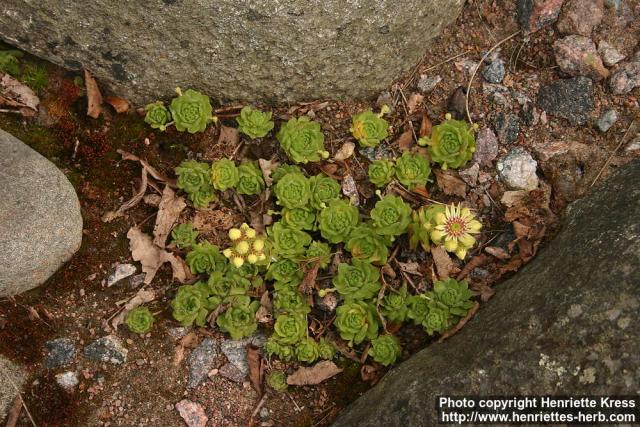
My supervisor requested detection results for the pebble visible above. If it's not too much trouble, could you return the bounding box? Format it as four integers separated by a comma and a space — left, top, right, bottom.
128, 273, 146, 289
218, 362, 246, 383
45, 338, 76, 369
536, 77, 595, 126
167, 327, 191, 340
625, 137, 640, 153
187, 338, 218, 389
609, 53, 640, 95
448, 86, 468, 120
458, 163, 480, 186
260, 407, 270, 419
315, 291, 339, 313
493, 112, 520, 145
175, 400, 208, 427
604, 0, 620, 10
359, 145, 395, 163
55, 371, 79, 391
107, 264, 137, 287
482, 58, 506, 84
220, 333, 266, 376
598, 41, 625, 67
557, 0, 604, 36
84, 335, 128, 364
516, 0, 564, 33
472, 128, 499, 166
595, 109, 618, 133
375, 91, 394, 111
496, 148, 539, 191
416, 74, 442, 93
553, 35, 609, 81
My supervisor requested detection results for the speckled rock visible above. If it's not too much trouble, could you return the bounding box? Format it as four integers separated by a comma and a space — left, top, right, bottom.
45, 337, 76, 369
219, 332, 266, 376
553, 35, 609, 81
482, 57, 506, 84
187, 338, 218, 389
536, 77, 594, 125
497, 147, 539, 191
472, 127, 499, 166
595, 109, 618, 133
609, 52, 640, 95
334, 160, 640, 426
598, 41, 625, 67
84, 335, 128, 364
0, 0, 463, 104
517, 0, 565, 33
0, 129, 82, 297
0, 356, 26, 421
557, 0, 604, 36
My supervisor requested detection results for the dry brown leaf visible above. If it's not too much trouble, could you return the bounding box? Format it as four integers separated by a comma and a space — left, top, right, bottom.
341, 174, 359, 206
153, 186, 186, 247
396, 129, 414, 151
247, 345, 263, 395
258, 158, 279, 187
193, 208, 242, 232
286, 361, 343, 386
111, 288, 156, 329
360, 364, 382, 385
143, 193, 162, 207
457, 254, 490, 280
127, 227, 191, 284
102, 168, 149, 222
398, 261, 422, 276
334, 141, 355, 161
0, 73, 39, 114
117, 149, 176, 186
431, 246, 457, 280
500, 190, 528, 207
419, 112, 432, 137
381, 263, 397, 279
434, 169, 467, 197
484, 246, 510, 260
85, 69, 103, 119
406, 92, 424, 114
173, 332, 199, 366
255, 291, 272, 323
218, 125, 240, 147
438, 301, 480, 342
105, 96, 130, 113
299, 261, 320, 297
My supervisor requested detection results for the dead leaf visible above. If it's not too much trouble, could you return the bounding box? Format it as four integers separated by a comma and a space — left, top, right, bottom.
127, 227, 191, 284
438, 301, 480, 342
434, 169, 467, 197
360, 364, 382, 385
396, 129, 414, 151
341, 174, 359, 206
193, 208, 242, 232
398, 261, 422, 276
286, 361, 343, 386
0, 73, 39, 114
84, 69, 103, 119
111, 288, 156, 329
219, 125, 240, 147
319, 163, 340, 179
484, 246, 510, 260
501, 190, 527, 207
258, 158, 279, 187
117, 149, 176, 186
255, 291, 272, 323
102, 169, 149, 222
431, 246, 458, 280
247, 345, 263, 395
457, 254, 490, 280
334, 141, 355, 161
381, 263, 397, 279
143, 193, 162, 207
105, 96, 130, 113
173, 332, 199, 366
406, 93, 424, 114
153, 186, 186, 247
419, 112, 432, 137
299, 261, 320, 296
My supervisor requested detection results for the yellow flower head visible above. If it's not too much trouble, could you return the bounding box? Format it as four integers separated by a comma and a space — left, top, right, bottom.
430, 204, 482, 259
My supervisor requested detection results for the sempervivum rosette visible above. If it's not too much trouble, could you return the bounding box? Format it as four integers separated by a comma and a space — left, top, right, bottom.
418, 113, 476, 170
277, 117, 328, 164
170, 88, 213, 133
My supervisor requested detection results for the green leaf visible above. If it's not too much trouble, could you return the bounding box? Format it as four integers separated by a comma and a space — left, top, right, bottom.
236, 161, 265, 195
368, 159, 395, 188
211, 158, 239, 191
171, 222, 199, 249
186, 242, 228, 274
335, 300, 379, 346
418, 117, 476, 170
370, 195, 412, 237
369, 334, 402, 366
333, 259, 381, 300
236, 106, 274, 139
144, 101, 171, 131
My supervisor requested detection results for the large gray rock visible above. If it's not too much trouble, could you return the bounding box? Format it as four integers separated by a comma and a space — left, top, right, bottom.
0, 129, 82, 297
0, 356, 26, 421
334, 160, 640, 426
0, 0, 463, 104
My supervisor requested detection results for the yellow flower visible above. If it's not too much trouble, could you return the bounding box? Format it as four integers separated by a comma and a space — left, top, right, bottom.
430, 204, 482, 259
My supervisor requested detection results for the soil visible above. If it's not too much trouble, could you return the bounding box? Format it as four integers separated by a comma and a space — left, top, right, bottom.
1, 1, 639, 426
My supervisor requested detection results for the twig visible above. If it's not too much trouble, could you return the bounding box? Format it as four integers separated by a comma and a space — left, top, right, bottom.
247, 393, 268, 427
397, 89, 418, 143
465, 30, 521, 124
5, 395, 22, 427
0, 366, 36, 427
590, 120, 637, 187
286, 392, 302, 412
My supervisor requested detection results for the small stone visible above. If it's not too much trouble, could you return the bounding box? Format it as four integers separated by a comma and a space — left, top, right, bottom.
557, 0, 604, 36
625, 137, 640, 153
107, 263, 137, 287
496, 148, 539, 191
482, 58, 506, 84
219, 333, 266, 376
260, 407, 269, 419
84, 335, 128, 364
128, 273, 146, 289
218, 362, 246, 383
598, 41, 625, 67
595, 109, 618, 133
448, 86, 467, 120
416, 74, 442, 93
458, 163, 480, 186
472, 128, 499, 166
45, 338, 76, 369
316, 291, 339, 313
493, 112, 521, 145
167, 327, 191, 340
537, 77, 595, 126
517, 0, 564, 33
604, 0, 620, 10
175, 400, 208, 427
188, 338, 218, 389
55, 371, 79, 391
609, 54, 640, 95
375, 91, 394, 111
553, 35, 608, 81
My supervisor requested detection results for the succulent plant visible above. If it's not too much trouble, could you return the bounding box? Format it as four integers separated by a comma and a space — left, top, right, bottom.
186, 242, 228, 274
369, 334, 402, 366
268, 222, 312, 258
318, 199, 360, 244
380, 284, 409, 324
350, 110, 389, 148
236, 106, 275, 139
370, 195, 412, 237
170, 88, 213, 133
274, 172, 311, 209
222, 223, 267, 268
207, 271, 253, 299
175, 160, 212, 194
273, 289, 311, 315
421, 300, 453, 335
171, 284, 212, 327
211, 158, 239, 191
346, 225, 389, 265
266, 371, 288, 392
309, 174, 341, 210
277, 117, 328, 164
430, 203, 482, 259
406, 294, 431, 325
236, 161, 265, 195
395, 151, 431, 190
408, 204, 445, 251
171, 222, 199, 249
273, 313, 308, 344
216, 295, 260, 340
368, 159, 395, 188
305, 241, 332, 269
271, 164, 302, 183
281, 207, 316, 230
144, 101, 172, 131
332, 259, 381, 300
266, 258, 304, 284
418, 113, 476, 170
433, 278, 475, 316
295, 337, 320, 363
318, 338, 336, 360
125, 306, 155, 334
335, 300, 379, 346
189, 187, 217, 208
264, 337, 295, 361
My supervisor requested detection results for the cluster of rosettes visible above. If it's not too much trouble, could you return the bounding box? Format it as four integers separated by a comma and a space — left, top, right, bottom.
222, 223, 267, 268
418, 113, 477, 170
144, 88, 215, 134
368, 151, 432, 190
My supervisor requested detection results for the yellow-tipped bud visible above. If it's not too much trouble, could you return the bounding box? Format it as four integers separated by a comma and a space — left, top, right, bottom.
257, 253, 266, 261
247, 254, 258, 264
321, 150, 330, 159
318, 289, 328, 297
252, 239, 264, 252
232, 257, 244, 268
222, 248, 233, 258
445, 113, 452, 120
235, 241, 250, 255
229, 228, 241, 240
245, 228, 256, 239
